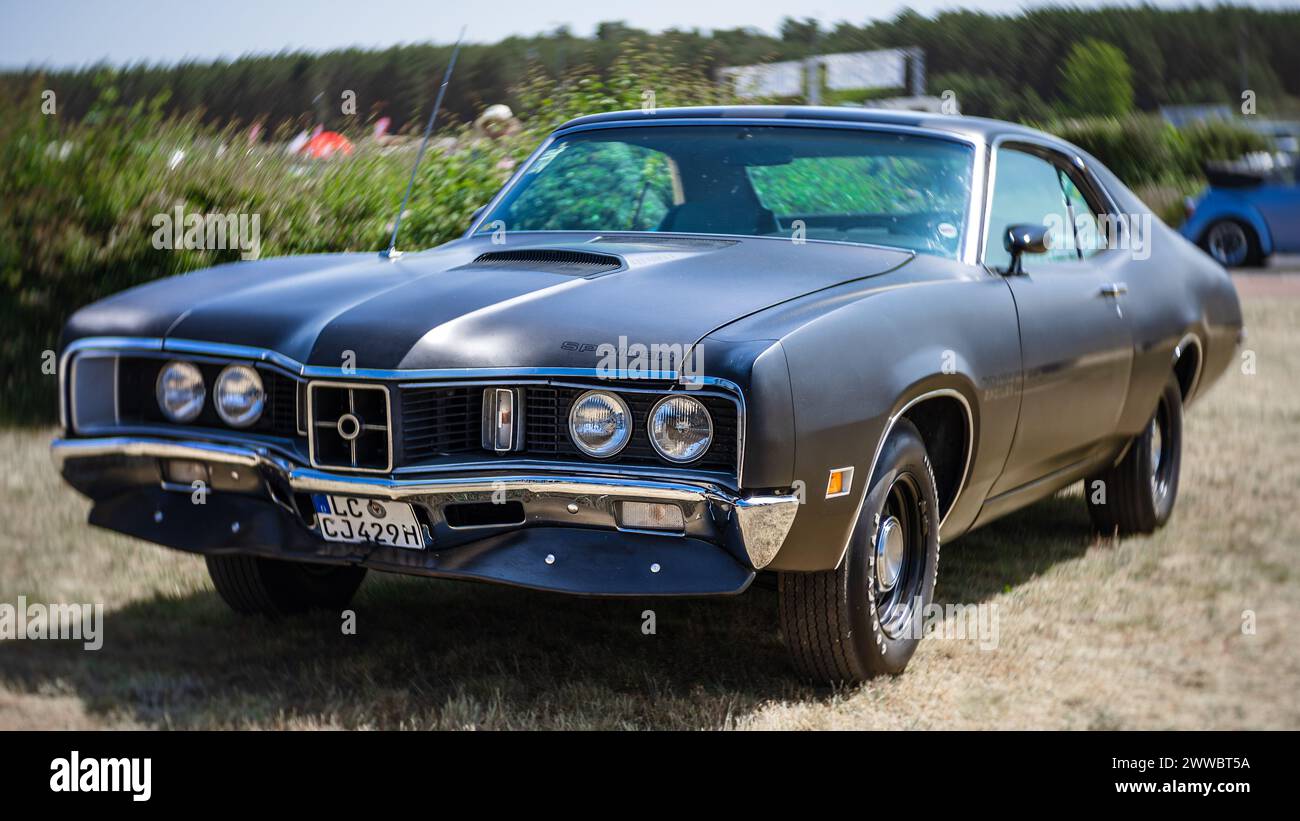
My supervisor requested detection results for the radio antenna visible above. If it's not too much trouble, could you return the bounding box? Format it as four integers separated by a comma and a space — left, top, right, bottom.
382, 27, 466, 259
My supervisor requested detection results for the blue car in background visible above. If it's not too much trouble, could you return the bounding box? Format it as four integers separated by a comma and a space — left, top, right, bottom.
1181, 157, 1300, 267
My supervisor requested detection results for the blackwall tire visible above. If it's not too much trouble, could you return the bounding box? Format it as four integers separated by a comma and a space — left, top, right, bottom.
779, 419, 941, 683
1086, 374, 1183, 536
206, 554, 367, 617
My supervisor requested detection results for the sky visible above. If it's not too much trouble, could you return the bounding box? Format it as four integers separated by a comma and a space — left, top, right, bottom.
1, 0, 1296, 70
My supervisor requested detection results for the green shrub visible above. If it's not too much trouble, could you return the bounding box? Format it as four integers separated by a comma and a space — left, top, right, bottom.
1050, 115, 1179, 186
0, 85, 527, 423
1048, 114, 1268, 188
1172, 119, 1272, 176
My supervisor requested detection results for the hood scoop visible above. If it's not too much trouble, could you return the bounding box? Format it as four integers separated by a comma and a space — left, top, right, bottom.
456, 248, 624, 276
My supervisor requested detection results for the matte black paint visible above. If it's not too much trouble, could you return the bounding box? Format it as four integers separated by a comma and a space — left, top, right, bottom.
56, 106, 1244, 580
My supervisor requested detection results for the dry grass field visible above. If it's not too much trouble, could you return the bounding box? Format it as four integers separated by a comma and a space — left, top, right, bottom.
1, 292, 1297, 730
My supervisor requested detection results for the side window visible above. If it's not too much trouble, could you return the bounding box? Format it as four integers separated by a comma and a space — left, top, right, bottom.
984, 148, 1077, 269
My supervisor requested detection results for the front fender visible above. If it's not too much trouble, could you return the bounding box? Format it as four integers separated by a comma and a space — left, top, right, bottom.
734, 259, 1022, 572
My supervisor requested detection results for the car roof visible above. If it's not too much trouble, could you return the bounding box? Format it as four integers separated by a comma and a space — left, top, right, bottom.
555, 105, 1061, 147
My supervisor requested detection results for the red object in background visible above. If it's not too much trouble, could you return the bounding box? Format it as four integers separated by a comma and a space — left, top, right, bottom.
300, 131, 354, 159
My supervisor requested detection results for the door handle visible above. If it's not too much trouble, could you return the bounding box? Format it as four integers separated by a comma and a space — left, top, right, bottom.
1099, 282, 1128, 297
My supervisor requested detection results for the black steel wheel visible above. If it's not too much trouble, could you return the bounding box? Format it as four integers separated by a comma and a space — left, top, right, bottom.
780, 419, 941, 683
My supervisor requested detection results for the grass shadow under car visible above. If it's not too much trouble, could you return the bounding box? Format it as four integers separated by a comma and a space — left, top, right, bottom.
0, 490, 1096, 729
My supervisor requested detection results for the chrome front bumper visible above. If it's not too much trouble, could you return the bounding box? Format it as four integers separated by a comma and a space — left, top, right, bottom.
51, 436, 799, 576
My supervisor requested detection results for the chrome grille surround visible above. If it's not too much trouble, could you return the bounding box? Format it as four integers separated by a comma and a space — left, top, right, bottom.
59, 338, 749, 485
307, 381, 394, 473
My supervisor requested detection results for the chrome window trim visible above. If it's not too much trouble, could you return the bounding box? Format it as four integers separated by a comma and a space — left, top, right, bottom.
467, 119, 986, 267
978, 133, 1127, 271
61, 336, 748, 485
832, 387, 975, 569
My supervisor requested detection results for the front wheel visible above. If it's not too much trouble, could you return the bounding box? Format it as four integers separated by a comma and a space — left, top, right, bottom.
206, 554, 367, 617
1086, 374, 1183, 535
779, 419, 940, 683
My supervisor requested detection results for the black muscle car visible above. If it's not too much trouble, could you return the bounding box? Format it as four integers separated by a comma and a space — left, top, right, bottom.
53, 107, 1243, 683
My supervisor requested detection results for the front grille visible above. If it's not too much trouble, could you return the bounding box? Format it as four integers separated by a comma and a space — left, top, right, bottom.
116, 356, 300, 439
401, 386, 481, 461
396, 383, 740, 475
308, 382, 393, 472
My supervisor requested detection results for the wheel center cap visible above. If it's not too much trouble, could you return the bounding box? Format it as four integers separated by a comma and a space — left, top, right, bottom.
875, 516, 905, 592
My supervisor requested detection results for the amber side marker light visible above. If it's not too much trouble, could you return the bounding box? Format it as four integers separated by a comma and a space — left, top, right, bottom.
826, 466, 854, 499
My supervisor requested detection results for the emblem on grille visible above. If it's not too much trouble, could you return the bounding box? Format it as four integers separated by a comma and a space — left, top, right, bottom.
307, 382, 393, 472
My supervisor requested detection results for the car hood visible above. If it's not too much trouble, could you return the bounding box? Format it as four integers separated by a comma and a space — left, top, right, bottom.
64, 233, 912, 371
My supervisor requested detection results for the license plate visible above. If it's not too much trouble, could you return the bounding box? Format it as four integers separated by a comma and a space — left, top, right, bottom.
313, 494, 425, 550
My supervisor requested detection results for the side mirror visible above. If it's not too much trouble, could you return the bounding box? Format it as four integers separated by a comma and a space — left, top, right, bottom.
469, 205, 487, 228
1002, 223, 1049, 275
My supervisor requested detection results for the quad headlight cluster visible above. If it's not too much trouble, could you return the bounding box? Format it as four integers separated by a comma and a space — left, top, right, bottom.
567, 389, 713, 463
154, 360, 264, 428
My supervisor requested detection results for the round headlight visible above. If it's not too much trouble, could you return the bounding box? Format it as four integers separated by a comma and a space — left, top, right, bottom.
214, 364, 265, 428
568, 390, 632, 458
649, 395, 713, 463
155, 361, 206, 423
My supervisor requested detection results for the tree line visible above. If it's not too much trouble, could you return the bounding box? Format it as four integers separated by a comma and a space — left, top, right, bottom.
3, 5, 1298, 133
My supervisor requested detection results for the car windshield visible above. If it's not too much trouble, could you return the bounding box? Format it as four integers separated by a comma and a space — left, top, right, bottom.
475, 125, 975, 259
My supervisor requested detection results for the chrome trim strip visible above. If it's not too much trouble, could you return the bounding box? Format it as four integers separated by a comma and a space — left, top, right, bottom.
164, 338, 305, 374
832, 387, 975, 568
51, 436, 796, 569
